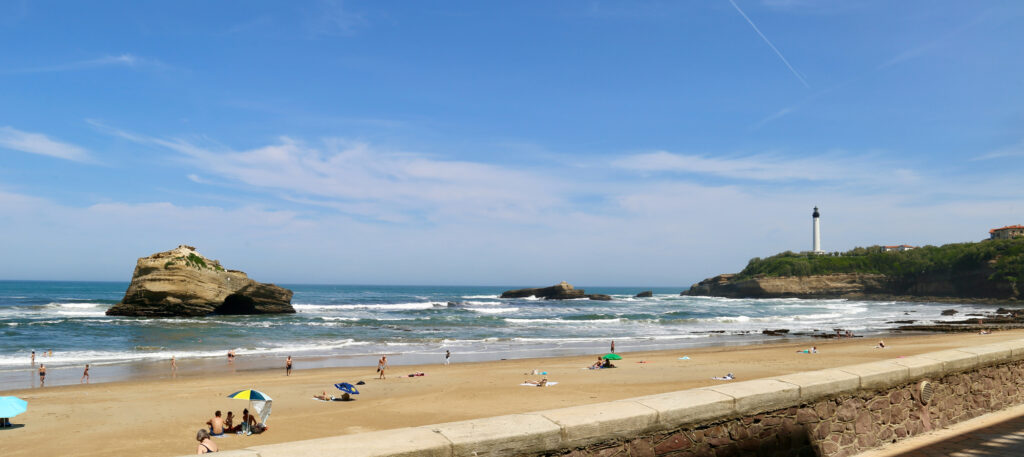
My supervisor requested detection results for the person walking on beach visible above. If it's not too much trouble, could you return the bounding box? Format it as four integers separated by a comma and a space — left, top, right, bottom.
286, 355, 292, 376
444, 350, 450, 367
610, 340, 615, 353
377, 355, 388, 379
227, 350, 235, 364
81, 364, 90, 383
38, 364, 46, 387
171, 356, 177, 376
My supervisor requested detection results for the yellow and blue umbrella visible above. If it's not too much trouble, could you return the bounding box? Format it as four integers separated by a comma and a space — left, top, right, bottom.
227, 389, 271, 401
227, 389, 273, 425
0, 396, 27, 418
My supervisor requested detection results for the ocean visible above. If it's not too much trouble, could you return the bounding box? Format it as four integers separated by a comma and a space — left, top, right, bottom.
0, 281, 993, 387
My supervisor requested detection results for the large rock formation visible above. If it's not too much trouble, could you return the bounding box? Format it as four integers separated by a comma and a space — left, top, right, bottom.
106, 245, 294, 317
500, 281, 610, 301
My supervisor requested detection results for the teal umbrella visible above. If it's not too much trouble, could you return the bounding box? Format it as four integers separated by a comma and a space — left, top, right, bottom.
603, 353, 622, 360
0, 396, 27, 418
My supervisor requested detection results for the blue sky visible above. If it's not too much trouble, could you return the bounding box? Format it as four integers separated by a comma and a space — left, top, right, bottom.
1, 1, 1023, 285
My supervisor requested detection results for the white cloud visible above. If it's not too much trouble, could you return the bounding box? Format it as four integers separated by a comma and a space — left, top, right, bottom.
974, 139, 1024, 160
3, 53, 165, 74
0, 126, 92, 162
118, 133, 567, 223
611, 150, 894, 183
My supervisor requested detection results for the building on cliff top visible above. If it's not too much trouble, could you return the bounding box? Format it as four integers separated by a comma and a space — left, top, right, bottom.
882, 245, 916, 252
990, 225, 1024, 240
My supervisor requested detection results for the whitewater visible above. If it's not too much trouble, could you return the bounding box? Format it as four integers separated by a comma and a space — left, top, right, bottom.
0, 281, 993, 372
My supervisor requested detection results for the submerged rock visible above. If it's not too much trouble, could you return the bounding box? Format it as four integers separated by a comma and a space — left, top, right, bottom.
106, 245, 294, 317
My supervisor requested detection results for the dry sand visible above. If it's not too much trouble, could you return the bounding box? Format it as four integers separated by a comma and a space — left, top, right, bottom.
3, 330, 1023, 457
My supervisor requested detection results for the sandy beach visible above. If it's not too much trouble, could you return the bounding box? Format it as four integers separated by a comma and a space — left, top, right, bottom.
3, 330, 1023, 457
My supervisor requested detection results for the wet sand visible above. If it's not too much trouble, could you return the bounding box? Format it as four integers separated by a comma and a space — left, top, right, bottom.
2, 330, 1022, 457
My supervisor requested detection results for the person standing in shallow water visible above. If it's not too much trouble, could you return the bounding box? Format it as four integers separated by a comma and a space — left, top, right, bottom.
31, 350, 35, 364
171, 356, 177, 377
285, 356, 292, 376
610, 340, 615, 353
444, 350, 450, 367
38, 364, 46, 387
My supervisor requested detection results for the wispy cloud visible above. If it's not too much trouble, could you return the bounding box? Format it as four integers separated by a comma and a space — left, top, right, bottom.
309, 0, 366, 36
973, 139, 1024, 161
728, 0, 810, 88
0, 126, 91, 162
611, 150, 894, 182
94, 126, 566, 222
2, 53, 166, 74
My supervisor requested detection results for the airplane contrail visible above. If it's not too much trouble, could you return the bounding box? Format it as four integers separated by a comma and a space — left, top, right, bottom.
728, 0, 810, 88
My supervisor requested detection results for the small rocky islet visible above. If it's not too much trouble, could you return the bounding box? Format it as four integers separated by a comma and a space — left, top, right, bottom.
105, 245, 294, 317
500, 281, 611, 301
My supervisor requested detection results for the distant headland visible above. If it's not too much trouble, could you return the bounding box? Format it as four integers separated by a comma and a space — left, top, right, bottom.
683, 238, 1024, 304
105, 245, 294, 317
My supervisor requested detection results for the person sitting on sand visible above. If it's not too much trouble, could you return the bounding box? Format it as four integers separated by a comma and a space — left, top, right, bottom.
196, 429, 218, 454
590, 356, 603, 369
313, 391, 332, 401
239, 408, 258, 435
523, 378, 548, 386
224, 411, 235, 433
206, 410, 225, 436
601, 358, 616, 368
875, 340, 886, 349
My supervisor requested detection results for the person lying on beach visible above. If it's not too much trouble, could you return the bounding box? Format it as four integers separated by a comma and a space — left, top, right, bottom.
712, 373, 735, 380
196, 429, 218, 454
523, 378, 548, 386
206, 410, 225, 436
313, 391, 332, 401
797, 347, 818, 354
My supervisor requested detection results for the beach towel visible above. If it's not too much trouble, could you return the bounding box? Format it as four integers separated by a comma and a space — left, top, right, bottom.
520, 382, 559, 387
678, 356, 690, 360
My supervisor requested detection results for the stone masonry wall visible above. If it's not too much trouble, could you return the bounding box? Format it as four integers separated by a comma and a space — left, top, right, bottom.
546, 360, 1024, 457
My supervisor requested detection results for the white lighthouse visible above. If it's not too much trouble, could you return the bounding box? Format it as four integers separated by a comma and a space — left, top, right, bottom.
812, 206, 823, 254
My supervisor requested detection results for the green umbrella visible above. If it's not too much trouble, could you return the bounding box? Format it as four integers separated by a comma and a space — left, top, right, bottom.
603, 353, 622, 360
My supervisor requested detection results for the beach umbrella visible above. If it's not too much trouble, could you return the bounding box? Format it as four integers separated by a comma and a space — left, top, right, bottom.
0, 396, 27, 418
227, 389, 273, 425
603, 353, 622, 360
335, 382, 360, 395
227, 389, 271, 401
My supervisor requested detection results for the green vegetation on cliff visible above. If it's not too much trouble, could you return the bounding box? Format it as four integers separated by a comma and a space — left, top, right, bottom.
736, 239, 1024, 286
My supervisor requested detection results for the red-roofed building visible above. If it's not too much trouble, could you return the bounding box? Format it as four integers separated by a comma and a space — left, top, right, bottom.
882, 245, 916, 252
990, 225, 1024, 240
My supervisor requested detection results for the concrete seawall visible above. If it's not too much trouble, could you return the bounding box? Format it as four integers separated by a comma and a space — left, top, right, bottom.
190, 339, 1024, 457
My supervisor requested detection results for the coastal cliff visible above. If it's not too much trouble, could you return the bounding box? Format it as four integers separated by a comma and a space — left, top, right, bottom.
106, 245, 294, 317
684, 239, 1024, 302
